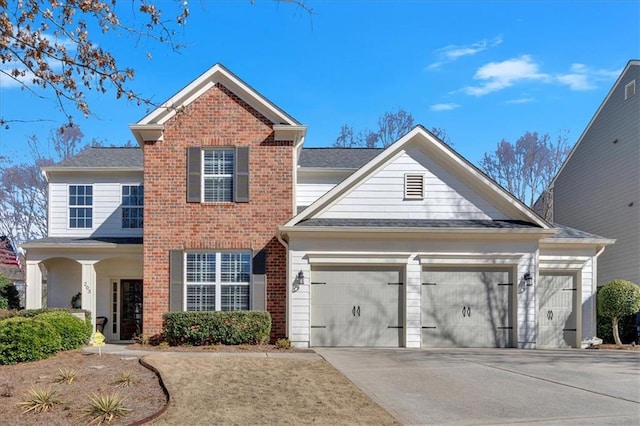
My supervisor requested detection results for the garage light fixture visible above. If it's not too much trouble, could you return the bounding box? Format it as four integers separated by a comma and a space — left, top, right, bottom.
524, 272, 534, 287
297, 271, 305, 285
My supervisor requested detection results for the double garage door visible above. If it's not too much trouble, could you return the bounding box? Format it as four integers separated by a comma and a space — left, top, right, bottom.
310, 265, 514, 348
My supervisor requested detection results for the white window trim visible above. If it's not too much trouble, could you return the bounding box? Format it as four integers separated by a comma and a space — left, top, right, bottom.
121, 183, 144, 229
201, 148, 234, 203
68, 184, 93, 229
183, 251, 251, 311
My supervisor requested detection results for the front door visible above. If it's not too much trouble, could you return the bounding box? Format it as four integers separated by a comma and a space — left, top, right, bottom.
120, 279, 143, 340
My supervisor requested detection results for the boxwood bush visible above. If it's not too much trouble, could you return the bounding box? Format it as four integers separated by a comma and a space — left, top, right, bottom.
35, 311, 92, 350
163, 311, 271, 346
0, 317, 62, 364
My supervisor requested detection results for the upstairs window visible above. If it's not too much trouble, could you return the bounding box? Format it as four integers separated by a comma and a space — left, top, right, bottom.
404, 173, 425, 199
203, 149, 234, 202
187, 146, 249, 203
122, 185, 144, 228
625, 80, 636, 100
69, 185, 93, 228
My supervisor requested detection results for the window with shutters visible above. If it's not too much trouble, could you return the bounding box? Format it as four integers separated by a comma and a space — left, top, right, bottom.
404, 173, 425, 199
69, 185, 93, 228
185, 251, 251, 311
203, 149, 234, 202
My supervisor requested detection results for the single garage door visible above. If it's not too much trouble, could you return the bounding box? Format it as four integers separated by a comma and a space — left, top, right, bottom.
310, 265, 403, 347
421, 267, 513, 347
537, 272, 577, 348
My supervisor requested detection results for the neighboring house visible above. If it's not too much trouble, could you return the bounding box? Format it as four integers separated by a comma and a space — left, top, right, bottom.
537, 60, 639, 288
0, 235, 25, 304
23, 64, 614, 348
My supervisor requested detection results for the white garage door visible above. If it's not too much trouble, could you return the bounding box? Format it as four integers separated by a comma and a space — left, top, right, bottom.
310, 266, 403, 347
538, 272, 577, 348
421, 267, 513, 348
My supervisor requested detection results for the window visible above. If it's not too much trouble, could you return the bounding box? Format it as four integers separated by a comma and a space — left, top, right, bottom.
69, 185, 93, 228
625, 80, 636, 100
185, 252, 251, 311
203, 149, 234, 202
122, 185, 144, 228
404, 174, 425, 199
187, 146, 249, 203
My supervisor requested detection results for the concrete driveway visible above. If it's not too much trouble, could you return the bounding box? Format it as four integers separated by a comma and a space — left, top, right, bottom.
316, 348, 640, 425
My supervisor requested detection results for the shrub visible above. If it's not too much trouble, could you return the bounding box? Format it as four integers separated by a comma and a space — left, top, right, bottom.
20, 386, 63, 413
597, 280, 640, 345
597, 311, 637, 344
0, 309, 18, 321
84, 392, 131, 424
275, 338, 291, 349
0, 275, 20, 310
163, 311, 271, 346
0, 317, 62, 364
35, 311, 91, 350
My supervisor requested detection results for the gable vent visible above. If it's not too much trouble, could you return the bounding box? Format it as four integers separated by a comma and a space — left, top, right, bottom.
404, 173, 425, 199
625, 80, 636, 100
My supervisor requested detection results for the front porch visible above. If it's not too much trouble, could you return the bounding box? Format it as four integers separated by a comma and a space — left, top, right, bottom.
22, 237, 143, 342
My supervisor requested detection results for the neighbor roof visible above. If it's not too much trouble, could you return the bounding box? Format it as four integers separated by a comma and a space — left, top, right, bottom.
22, 237, 143, 248
299, 148, 383, 169
44, 147, 143, 170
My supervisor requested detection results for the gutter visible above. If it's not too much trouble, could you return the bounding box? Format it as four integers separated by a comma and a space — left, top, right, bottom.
279, 225, 557, 236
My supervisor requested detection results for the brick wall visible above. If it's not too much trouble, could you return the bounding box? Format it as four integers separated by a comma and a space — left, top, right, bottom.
143, 83, 294, 340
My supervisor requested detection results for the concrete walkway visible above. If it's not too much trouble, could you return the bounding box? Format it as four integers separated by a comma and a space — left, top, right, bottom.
316, 347, 640, 425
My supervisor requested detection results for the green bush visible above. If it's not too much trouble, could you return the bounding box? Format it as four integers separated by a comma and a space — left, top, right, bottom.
597, 280, 640, 345
35, 311, 91, 350
597, 312, 637, 344
163, 311, 271, 346
0, 317, 62, 364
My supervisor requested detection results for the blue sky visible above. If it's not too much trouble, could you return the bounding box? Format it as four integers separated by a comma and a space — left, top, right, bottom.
1, 0, 638, 165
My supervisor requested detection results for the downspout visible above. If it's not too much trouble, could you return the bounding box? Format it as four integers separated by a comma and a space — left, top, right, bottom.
276, 229, 291, 340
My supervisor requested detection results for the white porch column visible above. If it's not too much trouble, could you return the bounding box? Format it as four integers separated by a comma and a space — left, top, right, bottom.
25, 261, 43, 309
80, 261, 98, 330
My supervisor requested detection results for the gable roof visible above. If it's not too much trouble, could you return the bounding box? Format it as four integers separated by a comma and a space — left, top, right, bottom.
283, 125, 551, 231
130, 63, 306, 145
43, 147, 143, 172
548, 59, 640, 189
299, 148, 383, 169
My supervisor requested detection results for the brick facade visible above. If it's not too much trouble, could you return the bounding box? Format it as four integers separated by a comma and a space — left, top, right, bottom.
143, 83, 294, 340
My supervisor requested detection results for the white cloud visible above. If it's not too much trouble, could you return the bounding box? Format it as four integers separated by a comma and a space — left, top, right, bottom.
427, 36, 502, 70
462, 55, 549, 96
506, 97, 534, 104
556, 63, 620, 91
430, 103, 460, 111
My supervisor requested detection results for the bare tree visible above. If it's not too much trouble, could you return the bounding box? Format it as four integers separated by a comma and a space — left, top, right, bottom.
480, 131, 571, 209
0, 0, 310, 128
377, 109, 414, 147
430, 127, 453, 146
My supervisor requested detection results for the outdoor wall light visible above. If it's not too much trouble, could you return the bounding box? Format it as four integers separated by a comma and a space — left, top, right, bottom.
524, 272, 534, 287
297, 271, 305, 285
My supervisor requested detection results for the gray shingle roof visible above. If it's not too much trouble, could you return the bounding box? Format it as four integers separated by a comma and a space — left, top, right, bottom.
50, 147, 142, 169
549, 223, 610, 240
295, 219, 541, 229
299, 148, 383, 169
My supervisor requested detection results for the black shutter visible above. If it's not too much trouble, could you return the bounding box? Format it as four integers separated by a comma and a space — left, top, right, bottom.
169, 250, 184, 312
234, 146, 249, 202
186, 147, 201, 203
252, 249, 267, 275
251, 249, 267, 311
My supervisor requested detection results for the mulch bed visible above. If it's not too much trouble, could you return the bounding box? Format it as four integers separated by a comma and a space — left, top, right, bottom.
126, 343, 315, 353
0, 349, 167, 425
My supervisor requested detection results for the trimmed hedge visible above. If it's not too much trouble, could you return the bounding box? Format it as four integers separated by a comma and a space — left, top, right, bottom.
0, 317, 62, 364
163, 311, 271, 346
35, 311, 92, 350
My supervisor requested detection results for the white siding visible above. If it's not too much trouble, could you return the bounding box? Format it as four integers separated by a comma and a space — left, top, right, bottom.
318, 147, 509, 220
296, 170, 351, 208
48, 171, 143, 238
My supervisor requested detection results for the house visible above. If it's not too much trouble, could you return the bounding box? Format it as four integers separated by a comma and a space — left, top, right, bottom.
536, 60, 639, 288
23, 64, 613, 348
1, 235, 25, 305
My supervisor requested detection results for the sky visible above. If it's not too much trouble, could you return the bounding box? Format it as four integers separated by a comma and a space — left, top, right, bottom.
1, 0, 639, 166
